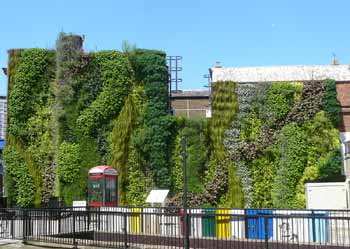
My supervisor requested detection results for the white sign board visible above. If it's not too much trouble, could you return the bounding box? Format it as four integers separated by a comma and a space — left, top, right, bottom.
146, 189, 169, 204
305, 182, 347, 209
73, 200, 87, 207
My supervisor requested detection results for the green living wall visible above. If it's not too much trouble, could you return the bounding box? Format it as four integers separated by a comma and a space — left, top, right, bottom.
4, 33, 175, 207
169, 80, 342, 209
5, 48, 56, 207
223, 80, 342, 208
169, 81, 244, 208
4, 32, 342, 208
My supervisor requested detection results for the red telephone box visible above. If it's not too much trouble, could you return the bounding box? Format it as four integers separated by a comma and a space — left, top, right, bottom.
88, 165, 118, 207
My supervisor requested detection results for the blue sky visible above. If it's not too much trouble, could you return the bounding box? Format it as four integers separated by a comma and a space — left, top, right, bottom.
1, 0, 350, 96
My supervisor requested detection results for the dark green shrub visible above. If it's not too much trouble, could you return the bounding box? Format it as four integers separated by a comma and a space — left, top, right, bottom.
129, 49, 175, 189
323, 79, 340, 127
286, 81, 324, 123
318, 149, 343, 181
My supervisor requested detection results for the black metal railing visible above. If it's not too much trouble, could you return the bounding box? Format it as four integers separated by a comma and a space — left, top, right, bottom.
1, 207, 350, 248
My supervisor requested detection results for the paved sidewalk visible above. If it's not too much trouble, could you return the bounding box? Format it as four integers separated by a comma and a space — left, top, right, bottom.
0, 240, 41, 249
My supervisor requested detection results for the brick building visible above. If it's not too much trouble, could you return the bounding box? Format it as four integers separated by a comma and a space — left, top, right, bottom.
170, 90, 210, 118
210, 63, 350, 176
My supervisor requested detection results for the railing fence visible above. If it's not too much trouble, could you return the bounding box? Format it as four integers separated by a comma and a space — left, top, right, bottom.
0, 207, 350, 249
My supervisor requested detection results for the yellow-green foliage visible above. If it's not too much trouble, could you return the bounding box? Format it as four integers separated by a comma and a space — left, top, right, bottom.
209, 81, 238, 160
3, 137, 35, 207
251, 146, 278, 208
125, 144, 149, 206
294, 111, 341, 207
109, 86, 144, 205
170, 134, 183, 194
26, 101, 55, 205
206, 81, 238, 183
5, 48, 55, 207
76, 51, 134, 136
220, 162, 244, 208
204, 81, 243, 207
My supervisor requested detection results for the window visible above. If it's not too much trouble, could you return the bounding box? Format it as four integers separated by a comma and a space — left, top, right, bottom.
105, 177, 117, 203
89, 178, 103, 203
345, 141, 350, 156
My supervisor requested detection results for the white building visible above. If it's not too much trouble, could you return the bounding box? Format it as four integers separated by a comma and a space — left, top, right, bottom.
0, 96, 6, 140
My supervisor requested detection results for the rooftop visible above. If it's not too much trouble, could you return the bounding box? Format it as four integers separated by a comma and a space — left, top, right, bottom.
170, 89, 209, 98
210, 64, 350, 83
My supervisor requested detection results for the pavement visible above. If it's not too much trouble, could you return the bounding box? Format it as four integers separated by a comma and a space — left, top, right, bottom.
0, 240, 47, 249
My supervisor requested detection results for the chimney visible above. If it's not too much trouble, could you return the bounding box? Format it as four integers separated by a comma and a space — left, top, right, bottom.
215, 61, 222, 68
331, 54, 338, 65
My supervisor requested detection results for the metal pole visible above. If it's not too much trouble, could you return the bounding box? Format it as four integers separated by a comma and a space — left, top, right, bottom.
311, 210, 316, 243
123, 213, 128, 249
182, 136, 189, 249
72, 210, 77, 249
22, 210, 27, 243
264, 215, 269, 249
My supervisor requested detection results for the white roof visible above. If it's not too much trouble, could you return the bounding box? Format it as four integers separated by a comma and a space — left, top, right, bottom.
145, 189, 169, 204
211, 65, 350, 83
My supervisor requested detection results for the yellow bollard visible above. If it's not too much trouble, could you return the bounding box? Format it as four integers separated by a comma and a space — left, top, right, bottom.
131, 208, 141, 233
216, 209, 230, 239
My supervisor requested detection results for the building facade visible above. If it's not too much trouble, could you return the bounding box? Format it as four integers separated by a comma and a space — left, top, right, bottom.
170, 90, 210, 118
210, 64, 350, 177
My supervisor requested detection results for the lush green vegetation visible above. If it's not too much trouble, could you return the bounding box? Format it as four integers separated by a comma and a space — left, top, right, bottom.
224, 80, 342, 208
5, 48, 55, 207
4, 33, 342, 208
